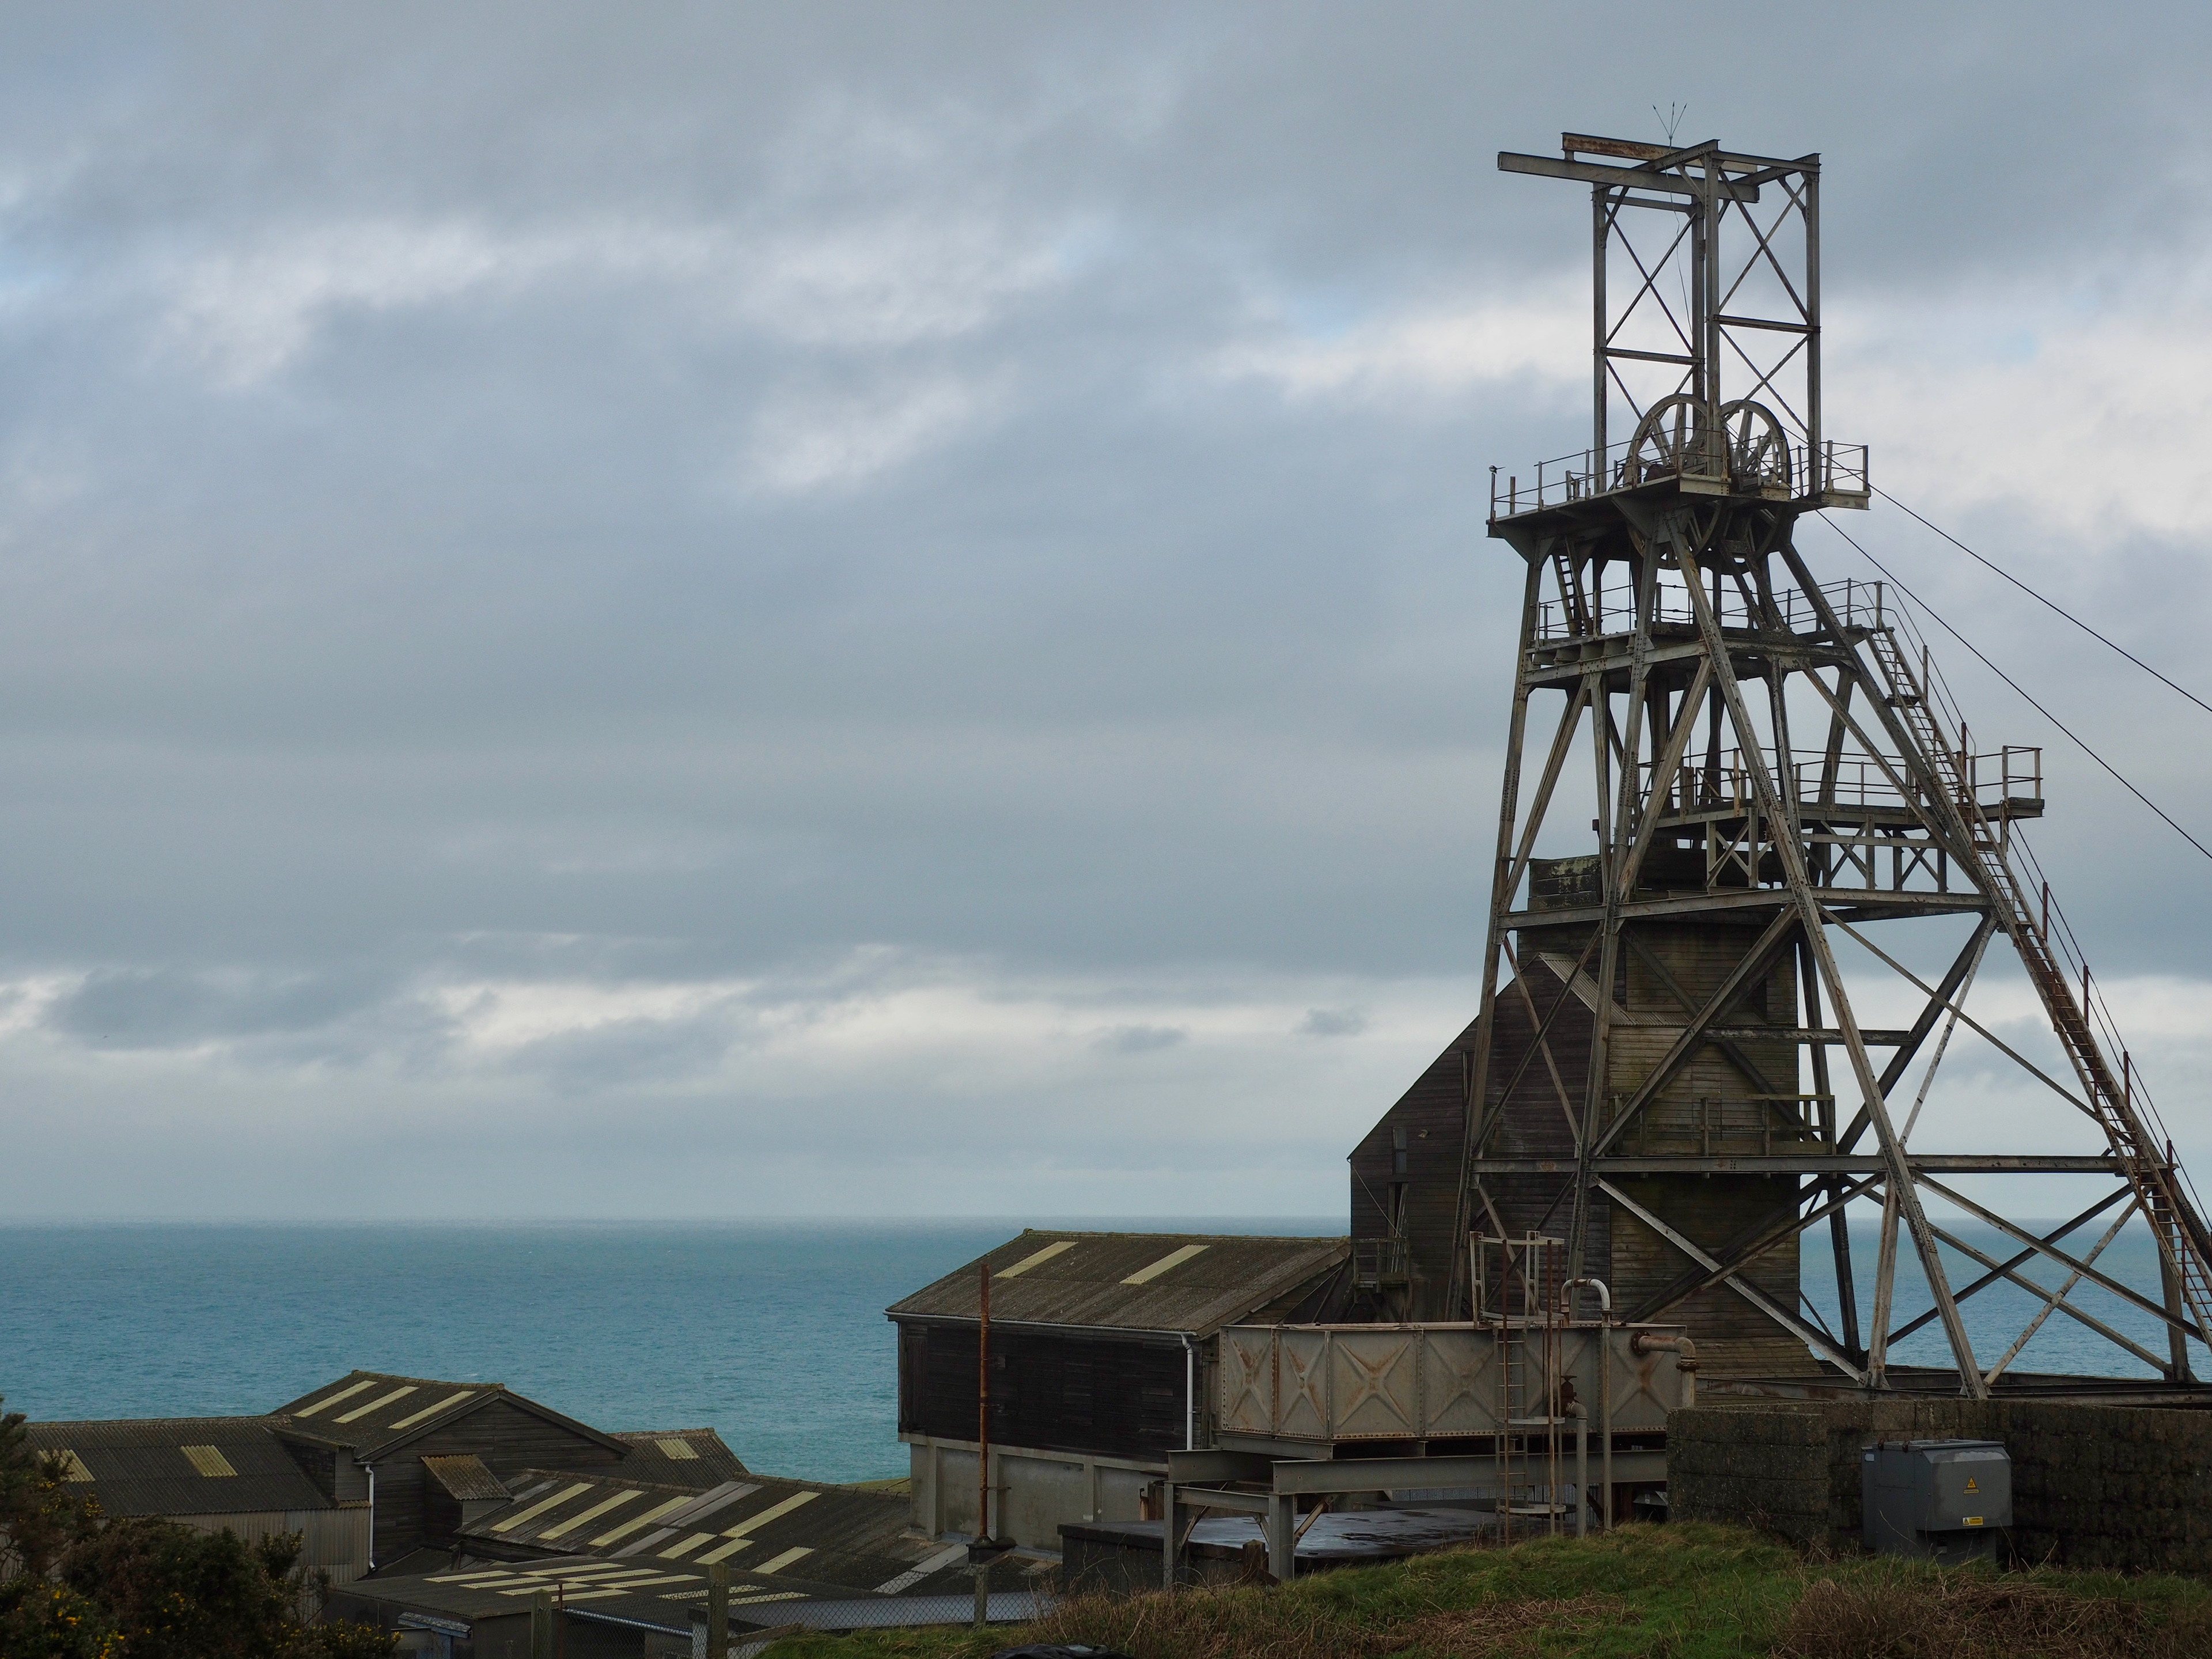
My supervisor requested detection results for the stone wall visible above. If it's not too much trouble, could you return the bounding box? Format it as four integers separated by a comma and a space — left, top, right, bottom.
1669, 1399, 2212, 1574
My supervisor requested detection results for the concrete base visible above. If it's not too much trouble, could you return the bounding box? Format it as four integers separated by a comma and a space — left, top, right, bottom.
903, 1434, 1162, 1552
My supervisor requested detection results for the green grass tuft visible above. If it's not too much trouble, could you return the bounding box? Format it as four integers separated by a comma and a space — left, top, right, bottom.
763, 1524, 2212, 1659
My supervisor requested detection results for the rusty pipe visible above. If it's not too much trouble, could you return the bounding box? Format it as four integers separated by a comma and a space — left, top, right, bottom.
1567, 1401, 1588, 1537
1629, 1331, 1698, 1407
1560, 1277, 1612, 1316
1562, 1278, 1614, 1528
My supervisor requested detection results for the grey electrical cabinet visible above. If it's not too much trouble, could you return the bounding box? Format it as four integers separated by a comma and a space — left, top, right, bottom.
1862, 1440, 2010, 1564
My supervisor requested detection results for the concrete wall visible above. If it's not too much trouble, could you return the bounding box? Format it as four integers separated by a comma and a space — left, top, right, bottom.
903, 1433, 1159, 1551
1669, 1399, 2212, 1573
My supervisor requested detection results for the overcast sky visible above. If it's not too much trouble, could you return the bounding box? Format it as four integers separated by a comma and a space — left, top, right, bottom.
5, 2, 2212, 1221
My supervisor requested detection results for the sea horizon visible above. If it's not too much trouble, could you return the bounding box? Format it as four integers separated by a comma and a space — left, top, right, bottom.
2, 1213, 2173, 1484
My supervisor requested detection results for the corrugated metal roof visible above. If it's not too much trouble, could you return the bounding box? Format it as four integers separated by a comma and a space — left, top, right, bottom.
609, 1430, 747, 1487
268, 1372, 627, 1462
335, 1550, 982, 1636
336, 1555, 722, 1633
272, 1373, 491, 1453
24, 1418, 332, 1517
887, 1230, 1349, 1335
422, 1455, 510, 1502
459, 1471, 937, 1582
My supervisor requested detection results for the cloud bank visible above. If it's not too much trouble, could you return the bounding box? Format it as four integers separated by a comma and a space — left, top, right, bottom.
2, 2, 2212, 1217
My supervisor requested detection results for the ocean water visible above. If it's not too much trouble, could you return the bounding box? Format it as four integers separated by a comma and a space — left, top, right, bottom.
0, 1212, 2183, 1487
1800, 1215, 2177, 1381
0, 1218, 1336, 1483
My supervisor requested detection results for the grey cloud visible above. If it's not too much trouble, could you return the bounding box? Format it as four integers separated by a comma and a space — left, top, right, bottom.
2, 3, 2211, 1214
1093, 1025, 1187, 1055
505, 1014, 744, 1093
52, 965, 402, 1049
1298, 1008, 1367, 1038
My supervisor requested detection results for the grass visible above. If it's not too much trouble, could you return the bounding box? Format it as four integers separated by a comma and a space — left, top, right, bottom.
766, 1523, 2212, 1659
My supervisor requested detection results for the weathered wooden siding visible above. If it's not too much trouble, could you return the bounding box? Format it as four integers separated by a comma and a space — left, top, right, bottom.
897, 1321, 1188, 1460
1350, 957, 1601, 1316
373, 1399, 627, 1562
165, 1505, 369, 1586
1350, 890, 1820, 1370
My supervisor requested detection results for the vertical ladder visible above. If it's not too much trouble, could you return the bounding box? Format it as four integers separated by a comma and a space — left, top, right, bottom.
1863, 627, 2212, 1356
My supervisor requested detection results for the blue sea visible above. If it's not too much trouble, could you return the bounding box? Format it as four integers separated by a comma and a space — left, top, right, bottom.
0, 1219, 1335, 1482
0, 1214, 2183, 1484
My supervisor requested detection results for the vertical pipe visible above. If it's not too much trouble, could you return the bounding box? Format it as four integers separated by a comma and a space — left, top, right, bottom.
1600, 1313, 1612, 1529
977, 1263, 991, 1544
1181, 1335, 1196, 1452
1570, 1403, 1588, 1537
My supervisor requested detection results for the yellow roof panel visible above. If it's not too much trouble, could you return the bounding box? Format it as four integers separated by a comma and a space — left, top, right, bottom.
334, 1385, 418, 1425
995, 1239, 1077, 1279
180, 1445, 238, 1478
1121, 1244, 1208, 1285
292, 1379, 378, 1419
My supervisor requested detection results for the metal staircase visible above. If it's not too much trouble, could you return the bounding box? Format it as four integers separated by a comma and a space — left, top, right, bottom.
1864, 625, 2212, 1358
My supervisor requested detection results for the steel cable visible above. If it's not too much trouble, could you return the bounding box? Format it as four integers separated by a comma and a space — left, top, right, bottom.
1873, 486, 2212, 720
1816, 516, 2212, 868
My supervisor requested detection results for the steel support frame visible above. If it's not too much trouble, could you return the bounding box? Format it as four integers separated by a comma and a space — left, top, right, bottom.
1464, 487, 2212, 1391
1454, 130, 2212, 1395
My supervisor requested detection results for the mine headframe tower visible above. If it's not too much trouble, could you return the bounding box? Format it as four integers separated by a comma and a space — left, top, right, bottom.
1452, 133, 2212, 1395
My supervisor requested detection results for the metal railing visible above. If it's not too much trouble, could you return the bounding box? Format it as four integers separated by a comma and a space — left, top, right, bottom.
1491, 435, 1870, 518
1537, 575, 1886, 642
1640, 743, 2042, 817
1353, 1236, 1411, 1287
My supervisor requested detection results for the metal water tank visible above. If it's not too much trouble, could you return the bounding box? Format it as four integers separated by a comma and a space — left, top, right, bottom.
1862, 1440, 2010, 1564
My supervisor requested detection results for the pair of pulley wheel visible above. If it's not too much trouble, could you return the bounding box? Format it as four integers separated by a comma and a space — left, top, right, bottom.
1623, 395, 1791, 493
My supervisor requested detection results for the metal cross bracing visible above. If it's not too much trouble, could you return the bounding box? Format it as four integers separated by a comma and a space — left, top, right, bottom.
1440, 132, 2212, 1397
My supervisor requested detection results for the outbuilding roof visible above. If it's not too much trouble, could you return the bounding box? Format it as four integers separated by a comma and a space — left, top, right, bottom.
422, 1455, 511, 1503
608, 1429, 747, 1487
459, 1469, 933, 1582
24, 1417, 332, 1517
887, 1230, 1349, 1335
268, 1371, 628, 1463
329, 1552, 1009, 1638
328, 1554, 776, 1636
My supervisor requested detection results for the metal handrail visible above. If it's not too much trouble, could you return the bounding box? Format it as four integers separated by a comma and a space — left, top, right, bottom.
1536, 574, 1885, 642
1490, 436, 1870, 518
1637, 744, 2042, 814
